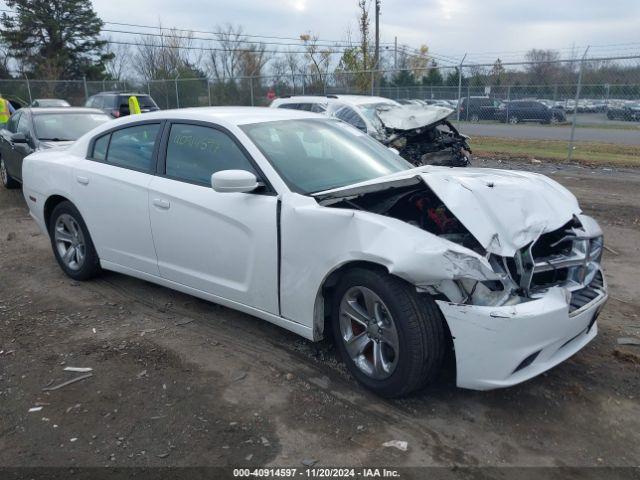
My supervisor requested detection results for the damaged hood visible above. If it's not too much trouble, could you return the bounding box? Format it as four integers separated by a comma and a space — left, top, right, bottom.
314, 167, 581, 257
376, 105, 454, 131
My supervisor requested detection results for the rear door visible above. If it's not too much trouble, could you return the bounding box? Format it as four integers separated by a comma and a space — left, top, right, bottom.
147, 121, 279, 313
72, 121, 163, 275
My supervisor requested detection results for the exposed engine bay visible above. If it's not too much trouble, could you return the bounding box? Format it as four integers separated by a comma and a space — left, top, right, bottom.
387, 120, 472, 168
318, 175, 605, 309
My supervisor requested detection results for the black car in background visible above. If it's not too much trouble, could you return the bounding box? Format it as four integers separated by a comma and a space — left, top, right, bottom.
458, 96, 502, 121
606, 102, 640, 121
84, 92, 160, 118
496, 100, 566, 124
0, 107, 111, 189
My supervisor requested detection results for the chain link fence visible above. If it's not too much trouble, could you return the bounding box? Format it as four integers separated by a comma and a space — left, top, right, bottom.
1, 53, 638, 162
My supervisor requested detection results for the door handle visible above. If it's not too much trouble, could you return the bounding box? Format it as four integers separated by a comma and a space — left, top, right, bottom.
153, 198, 171, 210
76, 176, 89, 185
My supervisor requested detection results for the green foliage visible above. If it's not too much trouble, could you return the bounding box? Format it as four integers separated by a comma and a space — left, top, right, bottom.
1, 0, 112, 79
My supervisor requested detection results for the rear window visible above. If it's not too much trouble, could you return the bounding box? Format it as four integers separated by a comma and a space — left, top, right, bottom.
119, 95, 157, 109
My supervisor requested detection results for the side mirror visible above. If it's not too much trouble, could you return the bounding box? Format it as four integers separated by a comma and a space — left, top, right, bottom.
387, 147, 400, 155
211, 170, 259, 193
10, 132, 27, 143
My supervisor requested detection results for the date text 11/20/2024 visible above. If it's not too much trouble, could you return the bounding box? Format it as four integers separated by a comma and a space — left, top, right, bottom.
233, 468, 401, 477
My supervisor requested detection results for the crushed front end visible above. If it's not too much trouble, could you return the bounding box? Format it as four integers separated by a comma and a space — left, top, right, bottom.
316, 168, 608, 390
433, 215, 607, 390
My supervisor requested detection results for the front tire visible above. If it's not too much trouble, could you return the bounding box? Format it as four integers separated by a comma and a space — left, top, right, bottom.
48, 201, 101, 280
331, 268, 445, 398
0, 157, 19, 189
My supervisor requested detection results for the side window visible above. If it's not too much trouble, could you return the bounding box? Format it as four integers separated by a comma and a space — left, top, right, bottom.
17, 113, 31, 135
85, 97, 95, 108
334, 106, 366, 131
165, 123, 256, 185
278, 103, 300, 110
311, 103, 327, 113
106, 123, 161, 172
5, 111, 21, 133
91, 134, 110, 161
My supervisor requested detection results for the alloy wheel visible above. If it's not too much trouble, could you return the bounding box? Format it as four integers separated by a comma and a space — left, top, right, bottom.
339, 286, 400, 380
54, 214, 86, 271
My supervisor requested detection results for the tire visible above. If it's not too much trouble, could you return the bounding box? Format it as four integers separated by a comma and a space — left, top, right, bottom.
1, 157, 19, 189
331, 268, 445, 398
508, 116, 519, 124
470, 114, 480, 122
48, 201, 101, 281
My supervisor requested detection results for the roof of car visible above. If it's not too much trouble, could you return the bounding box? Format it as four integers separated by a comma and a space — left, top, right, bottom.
108, 106, 324, 127
271, 94, 399, 107
25, 107, 109, 115
93, 92, 150, 96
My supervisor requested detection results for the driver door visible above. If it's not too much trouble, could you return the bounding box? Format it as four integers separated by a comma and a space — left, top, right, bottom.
148, 122, 279, 314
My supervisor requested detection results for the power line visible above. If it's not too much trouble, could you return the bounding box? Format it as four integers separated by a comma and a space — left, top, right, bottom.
0, 7, 396, 48
101, 28, 374, 50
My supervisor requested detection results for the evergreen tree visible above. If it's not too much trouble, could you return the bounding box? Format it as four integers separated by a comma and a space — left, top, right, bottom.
1, 0, 112, 79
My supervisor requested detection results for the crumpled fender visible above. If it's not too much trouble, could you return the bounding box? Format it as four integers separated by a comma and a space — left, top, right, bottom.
279, 193, 500, 339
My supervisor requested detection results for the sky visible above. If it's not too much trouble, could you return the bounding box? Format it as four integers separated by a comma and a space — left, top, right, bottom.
86, 0, 640, 63
3, 0, 640, 64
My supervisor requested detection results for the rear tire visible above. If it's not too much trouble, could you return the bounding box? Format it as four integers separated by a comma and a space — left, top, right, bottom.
48, 201, 101, 281
508, 116, 519, 124
0, 157, 19, 189
331, 268, 445, 398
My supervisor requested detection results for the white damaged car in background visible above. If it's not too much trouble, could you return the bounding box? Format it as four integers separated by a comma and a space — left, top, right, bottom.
271, 95, 472, 167
22, 107, 607, 397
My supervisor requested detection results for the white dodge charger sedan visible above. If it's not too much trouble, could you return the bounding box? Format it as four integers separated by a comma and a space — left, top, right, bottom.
22, 107, 607, 397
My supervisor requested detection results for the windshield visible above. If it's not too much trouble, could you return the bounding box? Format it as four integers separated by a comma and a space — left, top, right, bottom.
241, 118, 412, 194
33, 112, 111, 141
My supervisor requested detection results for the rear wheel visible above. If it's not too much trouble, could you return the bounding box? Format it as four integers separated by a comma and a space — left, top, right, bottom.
332, 268, 445, 398
508, 115, 519, 124
0, 157, 19, 189
48, 201, 101, 280
470, 114, 480, 122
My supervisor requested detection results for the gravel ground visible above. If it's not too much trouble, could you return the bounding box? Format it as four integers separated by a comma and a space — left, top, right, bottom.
1, 158, 639, 476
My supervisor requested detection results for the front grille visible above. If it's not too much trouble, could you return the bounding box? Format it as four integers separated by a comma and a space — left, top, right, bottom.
569, 271, 605, 313
506, 217, 604, 296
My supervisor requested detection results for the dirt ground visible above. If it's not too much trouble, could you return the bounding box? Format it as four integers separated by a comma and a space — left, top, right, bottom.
1, 158, 639, 476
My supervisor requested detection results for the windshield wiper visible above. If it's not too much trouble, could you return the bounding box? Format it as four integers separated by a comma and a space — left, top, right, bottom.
39, 137, 72, 141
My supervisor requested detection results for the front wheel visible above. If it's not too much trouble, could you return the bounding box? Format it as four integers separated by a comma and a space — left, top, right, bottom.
331, 268, 445, 398
508, 116, 519, 124
48, 201, 102, 280
1, 158, 19, 189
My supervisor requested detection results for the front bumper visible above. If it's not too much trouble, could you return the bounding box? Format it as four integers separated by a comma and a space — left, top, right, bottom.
436, 282, 607, 390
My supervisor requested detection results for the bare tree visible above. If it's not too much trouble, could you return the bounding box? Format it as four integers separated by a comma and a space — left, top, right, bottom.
209, 24, 248, 81
300, 33, 333, 91
105, 41, 131, 81
524, 49, 562, 85
134, 26, 196, 81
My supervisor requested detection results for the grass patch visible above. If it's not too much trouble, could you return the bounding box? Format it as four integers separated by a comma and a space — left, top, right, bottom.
471, 136, 640, 167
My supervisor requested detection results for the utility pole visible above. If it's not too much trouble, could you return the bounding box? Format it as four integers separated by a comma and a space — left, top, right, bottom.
372, 0, 381, 96
374, 0, 380, 70
394, 36, 397, 69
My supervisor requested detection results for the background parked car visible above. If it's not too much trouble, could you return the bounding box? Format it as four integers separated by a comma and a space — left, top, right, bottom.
29, 98, 71, 108
496, 100, 566, 124
458, 96, 502, 121
0, 107, 111, 188
85, 92, 160, 118
606, 101, 640, 121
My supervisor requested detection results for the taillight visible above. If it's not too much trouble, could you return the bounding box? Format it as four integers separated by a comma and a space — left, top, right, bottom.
112, 110, 120, 118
